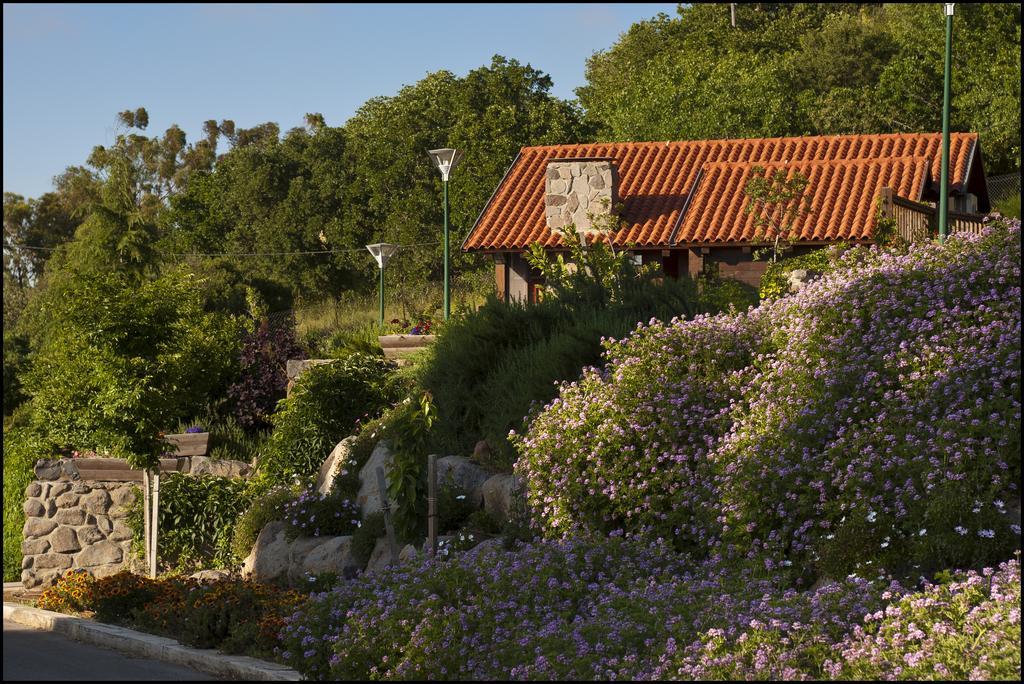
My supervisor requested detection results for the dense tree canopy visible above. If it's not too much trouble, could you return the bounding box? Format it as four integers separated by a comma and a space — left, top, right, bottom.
578, 3, 1021, 173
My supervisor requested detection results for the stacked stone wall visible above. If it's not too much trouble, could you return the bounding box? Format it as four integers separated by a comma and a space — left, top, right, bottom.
21, 479, 137, 589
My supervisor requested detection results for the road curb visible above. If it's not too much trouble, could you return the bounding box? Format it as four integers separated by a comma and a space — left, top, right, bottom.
3, 602, 300, 681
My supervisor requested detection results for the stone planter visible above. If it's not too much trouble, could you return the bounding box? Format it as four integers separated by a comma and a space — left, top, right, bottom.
378, 334, 436, 361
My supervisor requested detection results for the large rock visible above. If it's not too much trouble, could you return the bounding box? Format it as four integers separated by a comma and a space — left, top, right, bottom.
299, 536, 361, 579
364, 537, 394, 574
316, 436, 357, 496
356, 441, 394, 517
241, 521, 291, 583
75, 541, 123, 567
77, 525, 105, 545
435, 456, 491, 507
33, 460, 64, 481
25, 482, 45, 499
33, 553, 73, 570
189, 456, 252, 479
21, 539, 50, 556
462, 537, 505, 560
481, 474, 525, 522
55, 508, 87, 526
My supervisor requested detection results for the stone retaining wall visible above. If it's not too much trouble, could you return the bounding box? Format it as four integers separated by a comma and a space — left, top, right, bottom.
21, 455, 253, 590
21, 479, 137, 589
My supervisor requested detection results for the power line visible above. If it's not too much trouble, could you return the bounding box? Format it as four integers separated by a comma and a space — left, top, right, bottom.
5, 241, 443, 258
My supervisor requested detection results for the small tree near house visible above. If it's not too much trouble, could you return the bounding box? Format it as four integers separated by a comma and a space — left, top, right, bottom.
744, 166, 811, 262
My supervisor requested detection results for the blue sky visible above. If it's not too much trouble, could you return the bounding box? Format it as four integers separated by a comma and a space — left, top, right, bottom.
3, 3, 677, 198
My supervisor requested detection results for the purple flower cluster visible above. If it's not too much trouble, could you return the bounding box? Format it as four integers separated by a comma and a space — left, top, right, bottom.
281, 487, 361, 539
515, 220, 1021, 577
184, 425, 206, 434
278, 537, 1021, 680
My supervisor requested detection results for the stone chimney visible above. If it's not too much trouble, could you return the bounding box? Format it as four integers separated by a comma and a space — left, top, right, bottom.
544, 159, 618, 234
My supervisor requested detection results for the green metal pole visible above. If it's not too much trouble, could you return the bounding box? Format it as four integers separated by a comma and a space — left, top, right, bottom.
379, 263, 385, 326
938, 5, 953, 242
443, 179, 450, 321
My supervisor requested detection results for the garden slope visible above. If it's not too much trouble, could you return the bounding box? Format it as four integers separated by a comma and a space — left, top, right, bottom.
516, 221, 1022, 579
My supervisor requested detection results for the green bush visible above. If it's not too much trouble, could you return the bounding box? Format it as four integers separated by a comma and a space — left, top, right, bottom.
350, 511, 387, 568
3, 423, 55, 580
127, 473, 251, 572
21, 268, 242, 469
257, 353, 399, 484
758, 244, 849, 301
3, 330, 30, 417
418, 275, 699, 470
697, 274, 760, 312
230, 485, 299, 561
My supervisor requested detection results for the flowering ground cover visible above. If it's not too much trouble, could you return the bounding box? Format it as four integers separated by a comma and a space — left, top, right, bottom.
516, 220, 1021, 581
278, 537, 1020, 680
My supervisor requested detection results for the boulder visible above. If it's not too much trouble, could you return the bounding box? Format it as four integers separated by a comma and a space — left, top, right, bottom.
471, 440, 491, 464
398, 544, 419, 565
25, 482, 45, 498
107, 521, 134, 542
49, 527, 81, 554
241, 521, 291, 583
299, 536, 361, 579
316, 436, 357, 496
110, 486, 136, 507
435, 456, 491, 507
356, 441, 394, 517
54, 492, 80, 508
481, 473, 525, 522
364, 537, 394, 575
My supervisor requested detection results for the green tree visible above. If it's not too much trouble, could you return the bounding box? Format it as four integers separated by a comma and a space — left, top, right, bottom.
578, 3, 1021, 173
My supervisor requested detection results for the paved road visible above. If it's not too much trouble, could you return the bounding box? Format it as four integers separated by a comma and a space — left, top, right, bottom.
2, 619, 214, 681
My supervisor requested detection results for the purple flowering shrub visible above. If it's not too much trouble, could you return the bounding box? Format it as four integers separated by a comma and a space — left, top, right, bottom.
516, 221, 1021, 578
227, 315, 306, 430
277, 536, 903, 680
828, 556, 1021, 680
511, 312, 761, 548
282, 487, 361, 539
718, 223, 1021, 577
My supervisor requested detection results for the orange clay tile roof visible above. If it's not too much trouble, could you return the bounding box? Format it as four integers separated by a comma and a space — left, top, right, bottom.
462, 132, 979, 250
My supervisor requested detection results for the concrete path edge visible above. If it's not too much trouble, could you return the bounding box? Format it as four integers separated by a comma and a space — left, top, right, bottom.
3, 602, 301, 681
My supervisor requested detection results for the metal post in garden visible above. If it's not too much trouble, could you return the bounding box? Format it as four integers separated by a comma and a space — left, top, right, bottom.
427, 148, 464, 321
938, 3, 955, 242
427, 454, 438, 558
366, 243, 400, 326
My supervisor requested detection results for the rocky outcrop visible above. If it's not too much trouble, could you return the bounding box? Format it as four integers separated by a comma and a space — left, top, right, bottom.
435, 456, 492, 507
240, 522, 363, 584
316, 436, 357, 496
188, 456, 252, 479
356, 441, 393, 517
481, 473, 525, 522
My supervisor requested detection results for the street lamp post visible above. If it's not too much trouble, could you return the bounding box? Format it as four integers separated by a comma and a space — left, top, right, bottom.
427, 148, 464, 320
938, 3, 955, 242
366, 243, 400, 326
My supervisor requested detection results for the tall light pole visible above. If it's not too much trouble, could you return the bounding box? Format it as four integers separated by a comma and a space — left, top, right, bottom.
938, 3, 955, 242
427, 148, 463, 320
366, 243, 400, 326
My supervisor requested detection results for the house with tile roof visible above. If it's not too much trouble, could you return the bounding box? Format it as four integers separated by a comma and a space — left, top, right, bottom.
462, 132, 990, 301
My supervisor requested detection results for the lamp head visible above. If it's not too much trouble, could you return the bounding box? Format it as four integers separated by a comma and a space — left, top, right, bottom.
427, 148, 463, 182
366, 243, 400, 269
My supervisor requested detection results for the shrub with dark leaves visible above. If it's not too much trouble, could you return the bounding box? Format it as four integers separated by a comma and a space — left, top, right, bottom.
228, 314, 306, 430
